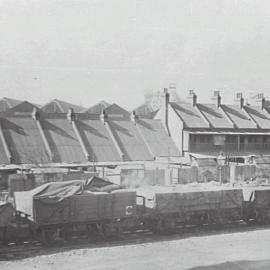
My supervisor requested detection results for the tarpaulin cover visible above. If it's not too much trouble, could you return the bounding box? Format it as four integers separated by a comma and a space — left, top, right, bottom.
25, 176, 120, 204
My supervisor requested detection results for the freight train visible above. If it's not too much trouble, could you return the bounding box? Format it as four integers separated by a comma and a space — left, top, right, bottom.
1, 176, 270, 245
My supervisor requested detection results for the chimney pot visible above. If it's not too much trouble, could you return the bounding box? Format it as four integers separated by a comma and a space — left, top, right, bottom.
163, 88, 170, 135
100, 109, 107, 124
262, 97, 266, 110
192, 93, 197, 107
32, 107, 40, 120
217, 94, 221, 108
131, 111, 137, 124
67, 108, 75, 121
240, 97, 244, 109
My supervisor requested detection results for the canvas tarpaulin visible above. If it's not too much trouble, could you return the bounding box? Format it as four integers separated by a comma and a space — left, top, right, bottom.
22, 176, 121, 204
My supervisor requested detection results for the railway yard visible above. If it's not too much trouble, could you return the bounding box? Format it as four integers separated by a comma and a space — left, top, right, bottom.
1, 172, 270, 270
1, 222, 270, 270
1, 94, 270, 270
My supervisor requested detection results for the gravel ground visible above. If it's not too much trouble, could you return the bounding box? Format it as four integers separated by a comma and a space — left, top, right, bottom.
1, 228, 270, 270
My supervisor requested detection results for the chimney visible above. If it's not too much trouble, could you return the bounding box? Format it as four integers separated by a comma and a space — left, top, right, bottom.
131, 111, 137, 124
100, 109, 107, 124
192, 93, 197, 107
240, 97, 244, 109
164, 88, 170, 135
262, 97, 266, 110
31, 107, 40, 120
217, 94, 221, 108
67, 108, 75, 121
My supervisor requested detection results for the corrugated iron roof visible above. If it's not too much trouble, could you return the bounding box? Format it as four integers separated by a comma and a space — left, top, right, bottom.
244, 105, 270, 129
197, 104, 233, 128
108, 120, 153, 161
221, 105, 257, 129
76, 119, 122, 162
41, 117, 86, 163
2, 117, 50, 164
0, 98, 22, 112
42, 99, 86, 113
8, 101, 39, 113
170, 102, 209, 128
134, 104, 159, 118
137, 119, 180, 157
83, 101, 110, 114
105, 104, 130, 117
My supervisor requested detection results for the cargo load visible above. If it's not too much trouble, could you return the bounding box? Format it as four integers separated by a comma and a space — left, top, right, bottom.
14, 176, 136, 225
243, 186, 270, 207
136, 184, 243, 214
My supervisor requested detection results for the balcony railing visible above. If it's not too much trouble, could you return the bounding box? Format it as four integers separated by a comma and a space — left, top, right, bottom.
189, 142, 270, 154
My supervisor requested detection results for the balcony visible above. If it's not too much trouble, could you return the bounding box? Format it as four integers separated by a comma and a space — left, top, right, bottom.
189, 142, 270, 155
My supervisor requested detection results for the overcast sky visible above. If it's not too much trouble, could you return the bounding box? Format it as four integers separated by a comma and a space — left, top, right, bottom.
0, 0, 270, 109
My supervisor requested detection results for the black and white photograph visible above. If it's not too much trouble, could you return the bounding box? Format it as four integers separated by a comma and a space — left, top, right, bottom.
1, 1, 270, 269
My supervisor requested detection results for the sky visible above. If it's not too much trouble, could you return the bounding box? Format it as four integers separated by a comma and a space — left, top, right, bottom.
0, 0, 270, 109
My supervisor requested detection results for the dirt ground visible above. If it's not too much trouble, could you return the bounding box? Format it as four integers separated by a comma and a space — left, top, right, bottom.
1, 228, 270, 270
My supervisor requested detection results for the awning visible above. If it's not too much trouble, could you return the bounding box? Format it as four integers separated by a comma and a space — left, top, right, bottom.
188, 131, 270, 135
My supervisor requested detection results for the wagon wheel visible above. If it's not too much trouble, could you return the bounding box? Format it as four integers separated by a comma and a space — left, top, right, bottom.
242, 214, 251, 224
86, 223, 99, 241
0, 226, 8, 245
242, 208, 252, 224
97, 222, 119, 240
39, 227, 62, 246
149, 219, 164, 234
150, 218, 176, 235
209, 211, 225, 228
255, 210, 266, 225
162, 218, 177, 234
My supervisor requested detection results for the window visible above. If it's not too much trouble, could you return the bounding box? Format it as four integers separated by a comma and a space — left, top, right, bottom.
199, 135, 211, 143
226, 136, 237, 143
248, 136, 258, 143
214, 135, 226, 145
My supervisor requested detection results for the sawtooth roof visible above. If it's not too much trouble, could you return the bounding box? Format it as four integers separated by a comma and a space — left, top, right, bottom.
41, 116, 87, 163
75, 118, 122, 162
107, 120, 153, 161
83, 101, 110, 114
42, 99, 86, 113
244, 106, 270, 129
2, 116, 50, 164
105, 104, 130, 118
170, 102, 209, 128
0, 98, 22, 112
137, 119, 180, 157
134, 104, 159, 118
196, 104, 233, 128
8, 101, 40, 113
221, 105, 257, 129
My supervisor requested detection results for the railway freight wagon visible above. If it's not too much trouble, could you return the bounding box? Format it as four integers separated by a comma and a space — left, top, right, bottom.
14, 177, 137, 243
136, 185, 243, 233
243, 186, 270, 224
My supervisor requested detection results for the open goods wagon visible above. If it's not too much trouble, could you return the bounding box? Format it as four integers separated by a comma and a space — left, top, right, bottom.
14, 177, 137, 243
243, 186, 270, 224
136, 184, 243, 232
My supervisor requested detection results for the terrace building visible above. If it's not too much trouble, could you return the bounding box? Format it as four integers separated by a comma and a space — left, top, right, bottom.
156, 89, 270, 161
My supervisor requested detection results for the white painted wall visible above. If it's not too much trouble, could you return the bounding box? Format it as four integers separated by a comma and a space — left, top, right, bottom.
167, 105, 184, 155
183, 130, 190, 153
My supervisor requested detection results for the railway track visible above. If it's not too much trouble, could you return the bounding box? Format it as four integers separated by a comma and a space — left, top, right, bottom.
1, 221, 269, 262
